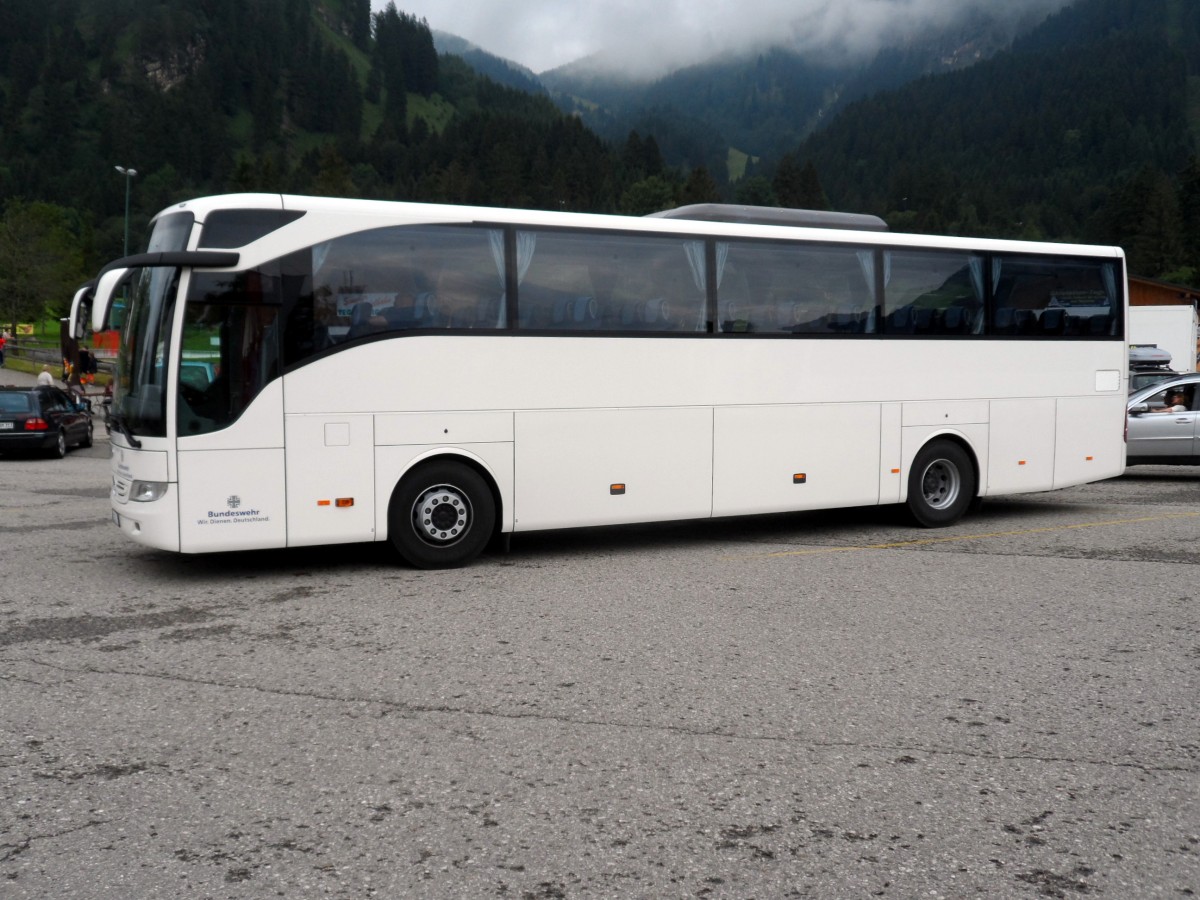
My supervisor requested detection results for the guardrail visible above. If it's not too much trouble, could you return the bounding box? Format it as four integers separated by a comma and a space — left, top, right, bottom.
4, 340, 115, 378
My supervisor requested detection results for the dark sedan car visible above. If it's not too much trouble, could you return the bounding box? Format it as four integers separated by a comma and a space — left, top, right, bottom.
0, 385, 93, 458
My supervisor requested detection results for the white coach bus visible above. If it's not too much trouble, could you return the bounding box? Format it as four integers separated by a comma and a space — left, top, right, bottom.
76, 194, 1128, 568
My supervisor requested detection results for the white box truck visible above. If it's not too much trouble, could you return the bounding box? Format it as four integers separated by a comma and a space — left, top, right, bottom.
1129, 305, 1199, 373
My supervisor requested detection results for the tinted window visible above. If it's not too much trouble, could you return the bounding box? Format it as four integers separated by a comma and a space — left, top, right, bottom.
311, 225, 506, 344
199, 209, 305, 249
179, 267, 283, 436
718, 241, 876, 334
0, 393, 32, 413
992, 256, 1120, 337
146, 212, 195, 254
518, 230, 707, 332
115, 267, 179, 438
44, 389, 68, 411
884, 250, 984, 335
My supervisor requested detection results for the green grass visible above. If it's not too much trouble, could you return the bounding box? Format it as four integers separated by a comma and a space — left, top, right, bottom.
727, 148, 759, 182
409, 93, 455, 134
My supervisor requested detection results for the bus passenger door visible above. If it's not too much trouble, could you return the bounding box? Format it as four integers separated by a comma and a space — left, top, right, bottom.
176, 380, 288, 552
285, 414, 376, 546
175, 294, 288, 553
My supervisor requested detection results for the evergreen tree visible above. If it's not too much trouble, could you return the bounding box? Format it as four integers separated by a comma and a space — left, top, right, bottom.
734, 176, 776, 207
1178, 157, 1200, 276
0, 200, 86, 332
620, 131, 664, 183
774, 155, 828, 210
349, 0, 371, 51
679, 167, 721, 205
1096, 165, 1183, 276
619, 176, 676, 215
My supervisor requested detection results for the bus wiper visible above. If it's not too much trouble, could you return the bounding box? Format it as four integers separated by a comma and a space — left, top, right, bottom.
109, 413, 143, 449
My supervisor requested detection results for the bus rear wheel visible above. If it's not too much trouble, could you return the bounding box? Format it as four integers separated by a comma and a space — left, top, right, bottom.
389, 460, 495, 569
907, 440, 975, 528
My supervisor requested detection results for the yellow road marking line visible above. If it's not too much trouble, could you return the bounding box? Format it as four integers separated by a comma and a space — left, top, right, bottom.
736, 511, 1200, 559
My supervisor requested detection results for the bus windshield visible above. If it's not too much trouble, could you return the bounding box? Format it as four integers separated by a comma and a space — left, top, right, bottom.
113, 213, 193, 438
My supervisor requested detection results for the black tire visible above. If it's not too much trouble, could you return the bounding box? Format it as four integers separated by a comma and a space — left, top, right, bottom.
48, 430, 67, 459
388, 460, 496, 569
906, 439, 975, 528
81, 419, 94, 448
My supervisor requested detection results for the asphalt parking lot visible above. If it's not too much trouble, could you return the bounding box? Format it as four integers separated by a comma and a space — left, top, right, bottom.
1, 444, 1197, 898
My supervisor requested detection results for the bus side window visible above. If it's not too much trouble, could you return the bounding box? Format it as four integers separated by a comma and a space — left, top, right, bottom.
309, 225, 506, 341
883, 250, 983, 337
720, 241, 877, 335
990, 256, 1119, 339
515, 231, 600, 331
518, 231, 704, 334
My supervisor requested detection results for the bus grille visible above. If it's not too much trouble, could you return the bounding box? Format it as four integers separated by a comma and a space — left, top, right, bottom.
112, 476, 132, 503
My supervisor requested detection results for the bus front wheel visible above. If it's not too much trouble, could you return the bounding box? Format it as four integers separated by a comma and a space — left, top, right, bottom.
906, 440, 975, 528
388, 460, 496, 569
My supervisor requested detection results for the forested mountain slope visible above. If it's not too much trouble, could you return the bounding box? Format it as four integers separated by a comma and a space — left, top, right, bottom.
789, 0, 1200, 279
0, 0, 647, 284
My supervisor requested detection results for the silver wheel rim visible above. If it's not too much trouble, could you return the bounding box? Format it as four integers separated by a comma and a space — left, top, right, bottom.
920, 458, 960, 510
412, 483, 472, 546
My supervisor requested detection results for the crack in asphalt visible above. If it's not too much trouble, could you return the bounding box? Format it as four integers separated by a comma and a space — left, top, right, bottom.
0, 519, 107, 534
18, 657, 1199, 777
0, 609, 218, 648
0, 819, 108, 863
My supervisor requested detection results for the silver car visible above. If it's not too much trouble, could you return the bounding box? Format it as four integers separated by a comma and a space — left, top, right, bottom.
1129, 366, 1181, 394
1126, 373, 1200, 465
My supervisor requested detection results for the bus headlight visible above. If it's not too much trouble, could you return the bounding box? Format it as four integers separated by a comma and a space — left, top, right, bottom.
130, 480, 168, 502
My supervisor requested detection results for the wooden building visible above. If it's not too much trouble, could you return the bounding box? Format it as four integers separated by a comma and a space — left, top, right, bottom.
1128, 275, 1200, 308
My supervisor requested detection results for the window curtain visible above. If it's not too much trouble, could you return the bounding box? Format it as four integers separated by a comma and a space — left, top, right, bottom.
856, 250, 878, 300
489, 229, 535, 288
1100, 263, 1116, 306
684, 241, 706, 291
312, 241, 332, 278
968, 256, 985, 303
714, 242, 729, 287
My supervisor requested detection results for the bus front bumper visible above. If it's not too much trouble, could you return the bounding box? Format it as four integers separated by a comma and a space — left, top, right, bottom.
111, 479, 181, 552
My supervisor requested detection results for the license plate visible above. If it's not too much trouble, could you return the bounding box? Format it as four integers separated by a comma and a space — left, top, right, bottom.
0, 422, 13, 430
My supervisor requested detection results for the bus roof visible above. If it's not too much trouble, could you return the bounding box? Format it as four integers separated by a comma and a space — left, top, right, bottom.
648, 203, 889, 232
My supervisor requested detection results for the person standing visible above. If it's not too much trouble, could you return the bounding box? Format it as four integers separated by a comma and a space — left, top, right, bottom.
0, 330, 7, 367
37, 365, 54, 386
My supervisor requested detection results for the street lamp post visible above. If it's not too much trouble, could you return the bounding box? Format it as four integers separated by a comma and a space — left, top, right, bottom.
114, 166, 138, 256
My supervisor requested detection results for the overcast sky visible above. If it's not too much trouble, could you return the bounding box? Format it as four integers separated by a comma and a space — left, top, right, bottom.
372, 0, 1073, 77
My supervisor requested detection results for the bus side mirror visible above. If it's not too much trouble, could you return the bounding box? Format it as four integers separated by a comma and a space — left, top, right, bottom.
69, 284, 93, 340
92, 268, 131, 332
